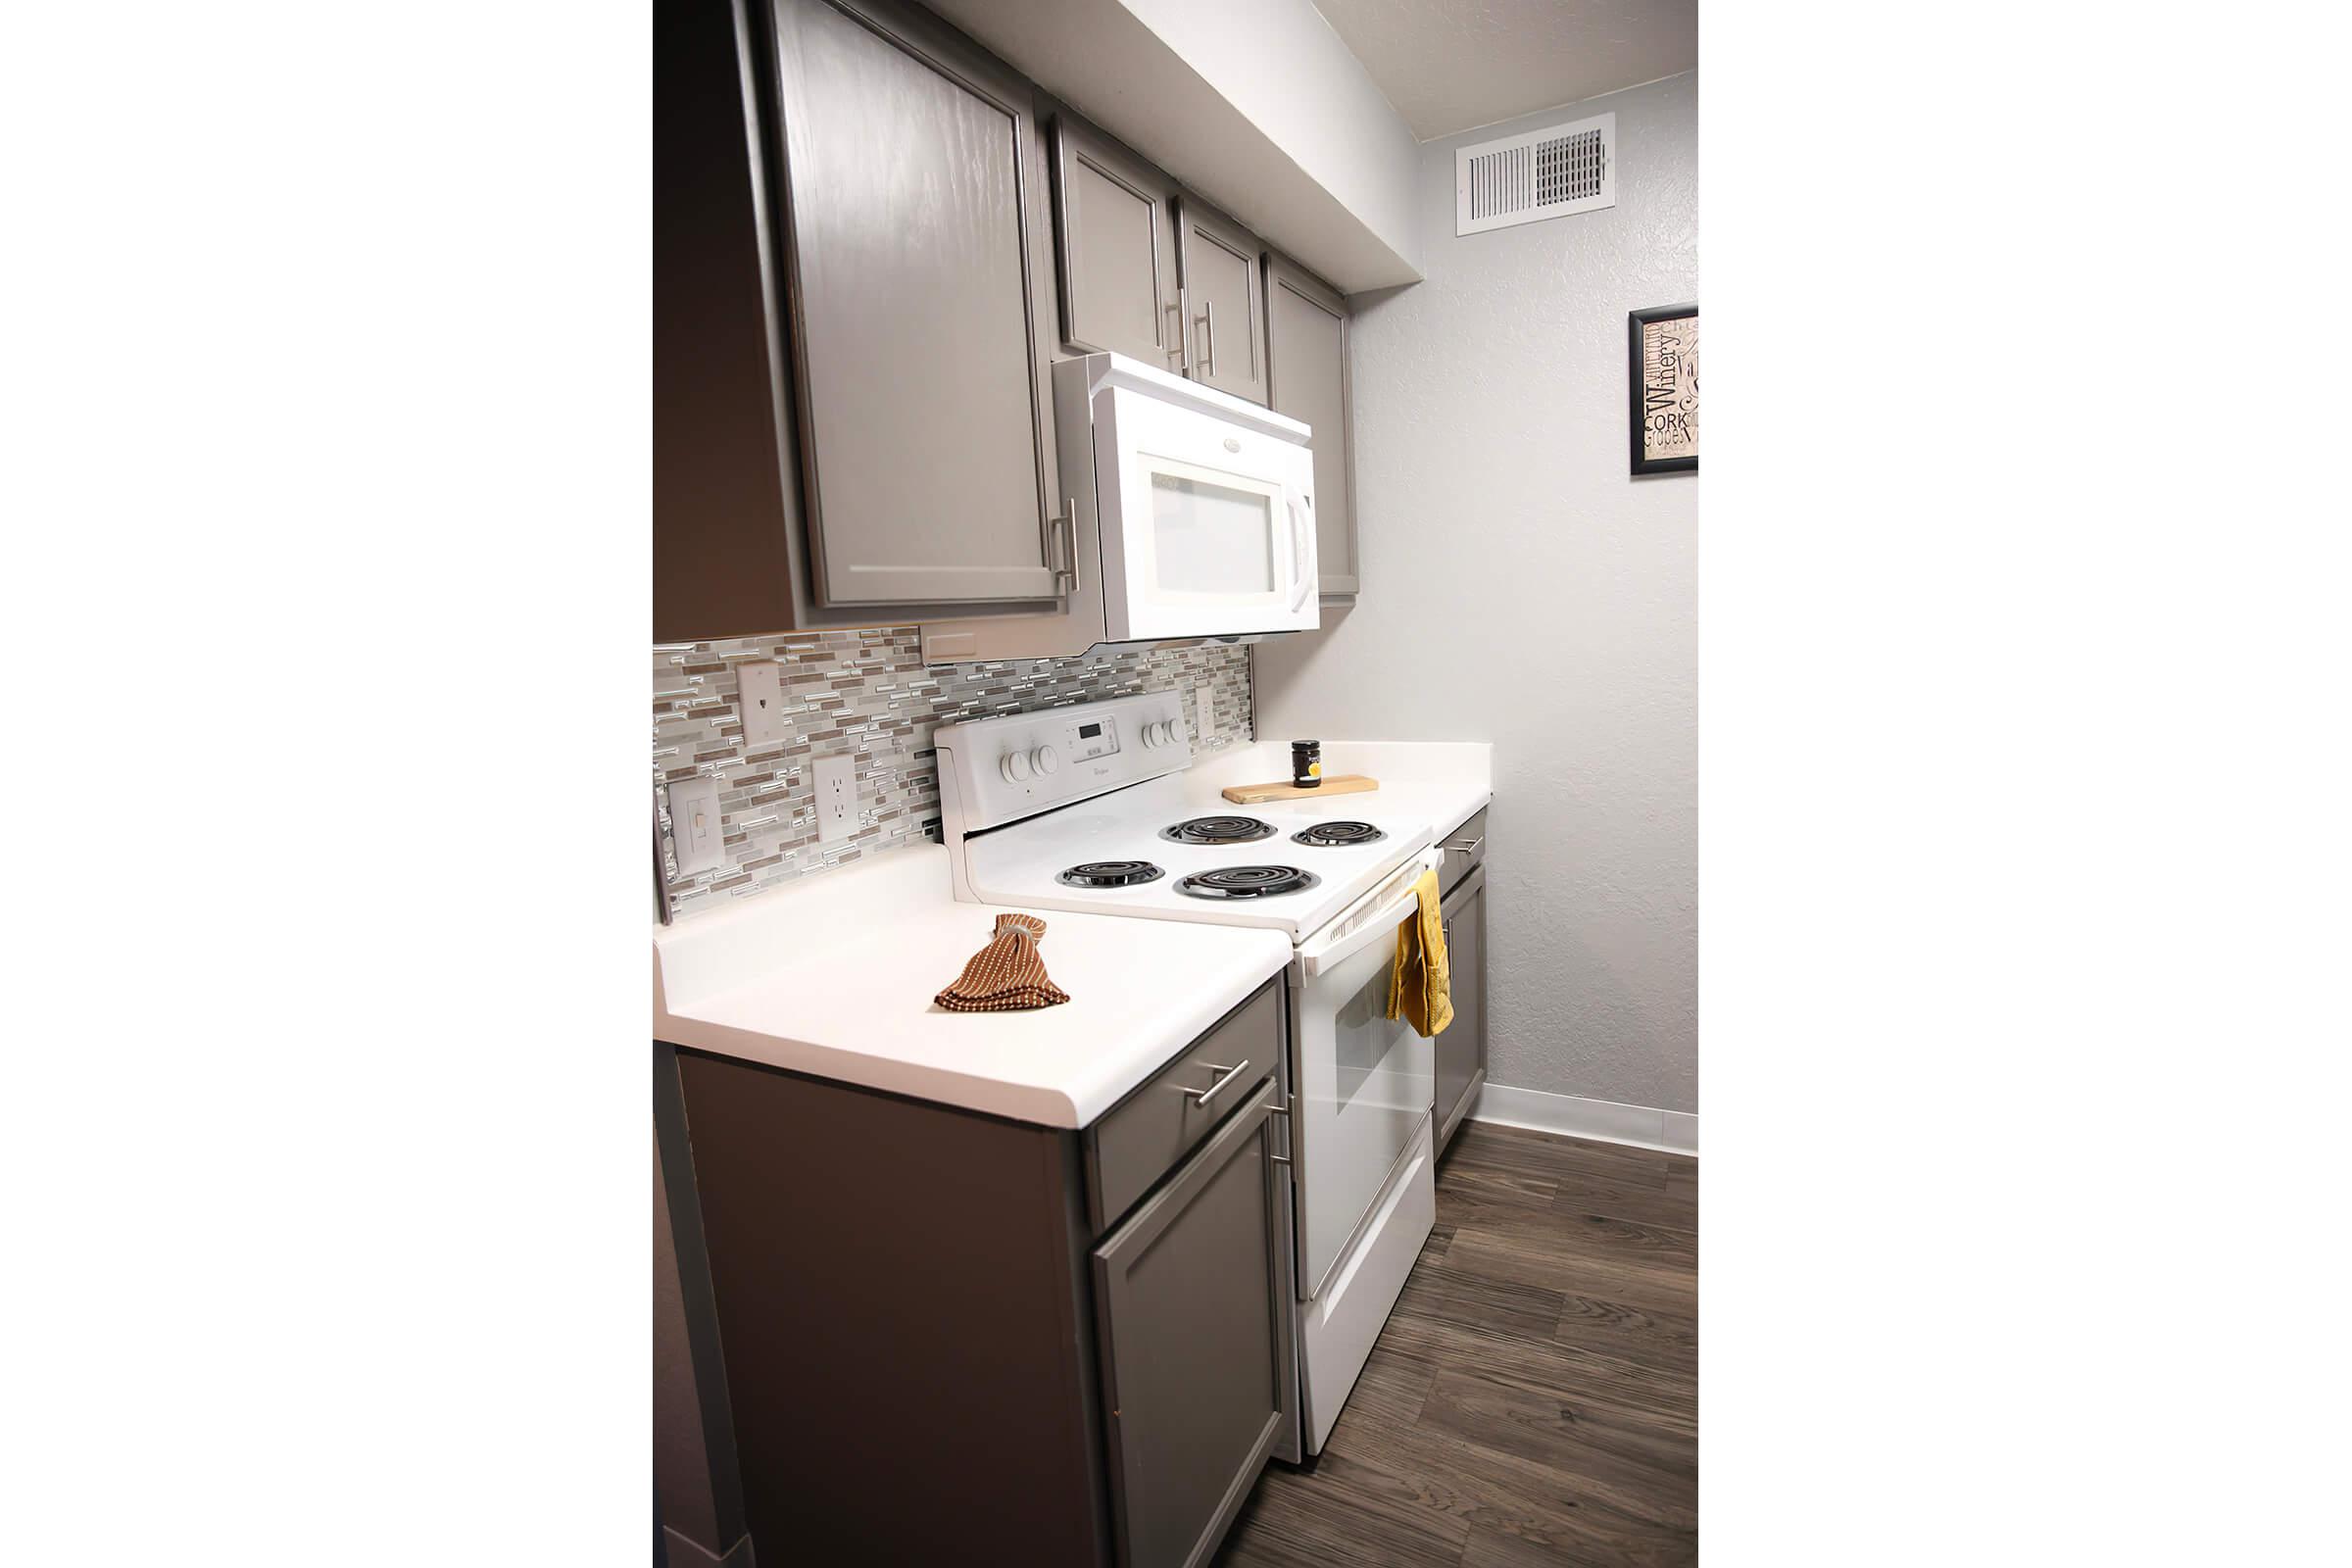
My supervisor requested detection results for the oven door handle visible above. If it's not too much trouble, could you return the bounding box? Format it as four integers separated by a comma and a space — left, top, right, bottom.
1297, 849, 1442, 976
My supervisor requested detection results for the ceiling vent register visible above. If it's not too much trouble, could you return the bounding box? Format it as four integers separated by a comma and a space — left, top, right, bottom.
1455, 111, 1615, 235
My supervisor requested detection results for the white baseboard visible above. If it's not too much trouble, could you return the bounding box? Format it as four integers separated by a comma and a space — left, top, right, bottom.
1468, 1082, 1697, 1155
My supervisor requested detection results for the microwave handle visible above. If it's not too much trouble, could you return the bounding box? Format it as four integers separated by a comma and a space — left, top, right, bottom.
1288, 494, 1314, 612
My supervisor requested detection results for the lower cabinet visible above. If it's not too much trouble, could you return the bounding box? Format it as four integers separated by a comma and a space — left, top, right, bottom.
667, 978, 1290, 1568
1436, 861, 1488, 1153
1092, 1083, 1286, 1568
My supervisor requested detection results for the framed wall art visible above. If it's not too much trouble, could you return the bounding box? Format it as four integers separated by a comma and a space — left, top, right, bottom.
1628, 303, 1698, 474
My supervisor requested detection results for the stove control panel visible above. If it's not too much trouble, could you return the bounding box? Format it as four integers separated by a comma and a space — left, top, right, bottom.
935, 691, 1192, 836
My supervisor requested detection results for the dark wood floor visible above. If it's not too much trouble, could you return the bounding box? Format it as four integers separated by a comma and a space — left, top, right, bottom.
1215, 1122, 1697, 1567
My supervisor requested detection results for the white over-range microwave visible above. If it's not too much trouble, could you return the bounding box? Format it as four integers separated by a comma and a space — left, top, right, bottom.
1054, 351, 1320, 644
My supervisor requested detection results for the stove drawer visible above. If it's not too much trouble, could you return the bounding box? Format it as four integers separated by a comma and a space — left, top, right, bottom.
1085, 979, 1281, 1234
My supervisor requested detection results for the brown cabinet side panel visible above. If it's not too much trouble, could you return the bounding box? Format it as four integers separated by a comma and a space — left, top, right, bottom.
675, 1054, 1105, 1566
655, 0, 803, 643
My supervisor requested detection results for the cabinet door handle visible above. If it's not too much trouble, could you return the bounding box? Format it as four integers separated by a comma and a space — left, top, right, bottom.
1188, 1057, 1251, 1108
1053, 500, 1082, 594
1199, 299, 1218, 378
1442, 835, 1485, 854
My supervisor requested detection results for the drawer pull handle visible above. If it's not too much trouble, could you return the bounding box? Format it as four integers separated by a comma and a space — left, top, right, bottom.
1188, 1058, 1251, 1109
1442, 835, 1485, 854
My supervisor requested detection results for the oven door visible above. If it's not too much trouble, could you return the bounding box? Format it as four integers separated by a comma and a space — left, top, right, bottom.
1286, 851, 1441, 1300
1094, 383, 1318, 642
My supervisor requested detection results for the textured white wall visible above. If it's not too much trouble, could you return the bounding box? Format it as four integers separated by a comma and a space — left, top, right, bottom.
1254, 72, 1697, 1114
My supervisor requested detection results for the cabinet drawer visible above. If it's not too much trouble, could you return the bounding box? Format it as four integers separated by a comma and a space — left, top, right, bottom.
1085, 979, 1281, 1233
1440, 807, 1489, 895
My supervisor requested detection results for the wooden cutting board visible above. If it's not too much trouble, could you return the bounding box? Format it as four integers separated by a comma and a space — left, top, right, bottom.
1219, 774, 1378, 805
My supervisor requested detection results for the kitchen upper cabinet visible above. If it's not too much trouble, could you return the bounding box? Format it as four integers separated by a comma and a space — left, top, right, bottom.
1052, 115, 1184, 370
1263, 253, 1358, 598
769, 0, 1063, 608
654, 0, 803, 643
1174, 198, 1270, 407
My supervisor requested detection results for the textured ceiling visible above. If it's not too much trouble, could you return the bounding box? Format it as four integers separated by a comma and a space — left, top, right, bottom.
1312, 0, 1697, 141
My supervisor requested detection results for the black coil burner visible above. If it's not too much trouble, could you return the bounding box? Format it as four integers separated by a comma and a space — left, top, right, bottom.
1176, 865, 1321, 900
1056, 860, 1166, 889
1160, 814, 1277, 846
1291, 820, 1387, 848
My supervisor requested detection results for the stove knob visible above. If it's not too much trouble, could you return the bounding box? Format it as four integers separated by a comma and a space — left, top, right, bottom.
1156, 719, 1180, 746
1031, 745, 1059, 776
1001, 750, 1033, 783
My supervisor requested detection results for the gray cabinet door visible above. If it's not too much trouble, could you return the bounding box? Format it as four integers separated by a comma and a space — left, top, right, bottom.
1264, 253, 1358, 597
1053, 116, 1185, 370
1093, 1081, 1286, 1568
1174, 197, 1269, 407
1437, 864, 1488, 1152
770, 0, 1061, 607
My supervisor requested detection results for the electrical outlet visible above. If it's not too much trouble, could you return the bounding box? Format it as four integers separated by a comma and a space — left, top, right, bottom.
1196, 679, 1217, 738
814, 754, 856, 845
738, 661, 789, 747
669, 776, 724, 876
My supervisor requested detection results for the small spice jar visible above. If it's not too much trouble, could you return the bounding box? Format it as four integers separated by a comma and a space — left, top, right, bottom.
1291, 739, 1323, 789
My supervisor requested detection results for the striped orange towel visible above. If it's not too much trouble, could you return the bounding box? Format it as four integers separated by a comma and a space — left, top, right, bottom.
935, 912, 1071, 1011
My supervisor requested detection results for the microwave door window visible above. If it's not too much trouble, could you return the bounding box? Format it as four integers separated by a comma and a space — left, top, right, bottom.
1151, 472, 1275, 594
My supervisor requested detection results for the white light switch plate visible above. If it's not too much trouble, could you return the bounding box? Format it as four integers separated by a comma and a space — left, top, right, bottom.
813, 754, 856, 845
1196, 679, 1217, 738
738, 661, 790, 747
669, 776, 724, 876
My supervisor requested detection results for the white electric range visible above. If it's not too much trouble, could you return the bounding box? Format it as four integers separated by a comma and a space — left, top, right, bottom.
934, 691, 1440, 1460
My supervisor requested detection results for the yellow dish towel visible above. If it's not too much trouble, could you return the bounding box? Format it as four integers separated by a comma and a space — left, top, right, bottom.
1386, 868, 1452, 1037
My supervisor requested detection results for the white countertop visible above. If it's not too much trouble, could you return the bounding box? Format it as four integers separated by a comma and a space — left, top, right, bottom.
653, 844, 1293, 1128
1194, 739, 1493, 843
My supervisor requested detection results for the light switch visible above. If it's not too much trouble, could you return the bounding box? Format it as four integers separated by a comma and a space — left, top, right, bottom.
1196, 679, 1217, 737
738, 661, 790, 748
669, 776, 724, 876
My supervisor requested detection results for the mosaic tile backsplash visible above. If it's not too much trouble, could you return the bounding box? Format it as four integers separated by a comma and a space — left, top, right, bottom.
654, 629, 1253, 920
